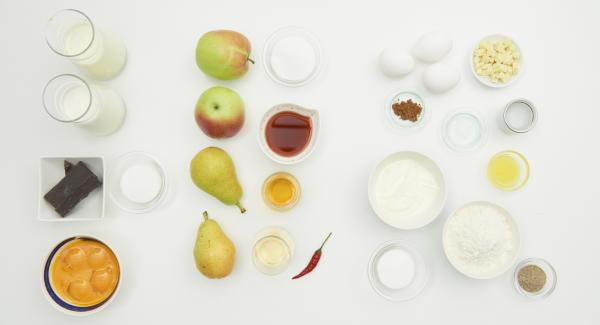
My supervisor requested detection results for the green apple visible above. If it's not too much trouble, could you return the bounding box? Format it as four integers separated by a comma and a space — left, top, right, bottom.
195, 30, 254, 80
195, 86, 245, 139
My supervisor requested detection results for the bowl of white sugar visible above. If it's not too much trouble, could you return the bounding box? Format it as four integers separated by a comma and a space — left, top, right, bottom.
442, 201, 520, 279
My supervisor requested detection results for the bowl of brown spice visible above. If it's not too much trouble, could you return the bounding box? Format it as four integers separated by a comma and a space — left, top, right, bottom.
514, 258, 556, 299
384, 90, 428, 133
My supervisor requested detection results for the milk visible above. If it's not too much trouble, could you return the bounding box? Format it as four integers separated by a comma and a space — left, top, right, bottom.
64, 23, 127, 80
61, 83, 126, 135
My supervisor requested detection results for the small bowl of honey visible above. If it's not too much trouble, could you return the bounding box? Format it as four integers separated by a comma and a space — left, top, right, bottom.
258, 103, 319, 165
262, 172, 301, 211
41, 236, 121, 315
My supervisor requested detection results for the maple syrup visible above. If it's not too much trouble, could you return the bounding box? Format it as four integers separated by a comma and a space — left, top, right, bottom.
265, 111, 312, 157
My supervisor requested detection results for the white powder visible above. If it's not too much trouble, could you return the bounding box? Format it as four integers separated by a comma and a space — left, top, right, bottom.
444, 203, 517, 276
376, 248, 416, 289
269, 35, 317, 82
120, 164, 162, 203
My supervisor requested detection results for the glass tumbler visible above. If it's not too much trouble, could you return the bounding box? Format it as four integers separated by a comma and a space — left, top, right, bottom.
45, 9, 127, 80
42, 74, 126, 136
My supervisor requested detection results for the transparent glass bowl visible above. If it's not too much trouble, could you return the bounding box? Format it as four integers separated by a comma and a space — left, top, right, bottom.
442, 110, 487, 152
487, 150, 530, 191
262, 26, 322, 87
514, 258, 557, 299
384, 90, 428, 134
368, 240, 429, 302
261, 172, 301, 211
109, 151, 168, 213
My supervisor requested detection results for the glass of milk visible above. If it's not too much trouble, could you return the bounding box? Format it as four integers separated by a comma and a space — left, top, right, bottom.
45, 9, 127, 80
42, 74, 126, 135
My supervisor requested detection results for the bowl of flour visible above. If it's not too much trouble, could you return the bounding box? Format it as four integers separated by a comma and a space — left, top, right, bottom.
442, 201, 520, 279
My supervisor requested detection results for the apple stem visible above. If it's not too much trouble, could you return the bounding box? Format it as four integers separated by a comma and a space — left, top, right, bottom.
236, 202, 246, 214
247, 57, 255, 64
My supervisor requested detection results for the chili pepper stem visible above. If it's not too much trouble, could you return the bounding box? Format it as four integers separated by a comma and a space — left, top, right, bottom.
318, 232, 333, 251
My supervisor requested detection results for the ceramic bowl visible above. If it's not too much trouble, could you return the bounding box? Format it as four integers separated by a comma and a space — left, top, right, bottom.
257, 103, 320, 165
368, 151, 446, 230
471, 34, 523, 88
41, 236, 121, 316
442, 201, 521, 279
38, 156, 105, 221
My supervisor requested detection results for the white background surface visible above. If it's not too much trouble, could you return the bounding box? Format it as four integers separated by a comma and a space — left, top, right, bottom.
1, 0, 599, 323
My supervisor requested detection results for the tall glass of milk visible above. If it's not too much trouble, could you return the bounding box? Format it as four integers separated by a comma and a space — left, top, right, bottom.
45, 9, 127, 80
43, 74, 126, 135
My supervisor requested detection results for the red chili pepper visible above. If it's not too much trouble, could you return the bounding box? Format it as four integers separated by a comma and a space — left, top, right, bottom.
292, 232, 332, 280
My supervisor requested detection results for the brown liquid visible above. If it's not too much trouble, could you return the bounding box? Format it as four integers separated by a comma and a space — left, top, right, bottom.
265, 111, 312, 157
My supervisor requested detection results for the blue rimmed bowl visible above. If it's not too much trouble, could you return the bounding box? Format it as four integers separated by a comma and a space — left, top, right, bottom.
41, 236, 121, 316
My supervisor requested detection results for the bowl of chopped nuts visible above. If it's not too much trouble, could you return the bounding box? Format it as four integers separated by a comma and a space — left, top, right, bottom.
471, 34, 522, 88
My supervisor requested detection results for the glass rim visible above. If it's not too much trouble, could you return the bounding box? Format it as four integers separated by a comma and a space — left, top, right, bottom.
42, 74, 92, 123
45, 9, 96, 58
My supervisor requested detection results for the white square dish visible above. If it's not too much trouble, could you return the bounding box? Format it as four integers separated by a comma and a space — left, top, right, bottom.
38, 156, 105, 221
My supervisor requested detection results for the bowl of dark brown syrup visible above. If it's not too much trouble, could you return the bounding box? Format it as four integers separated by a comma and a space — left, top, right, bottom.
258, 103, 320, 164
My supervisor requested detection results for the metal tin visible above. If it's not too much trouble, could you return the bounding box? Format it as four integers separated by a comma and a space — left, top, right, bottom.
502, 99, 537, 133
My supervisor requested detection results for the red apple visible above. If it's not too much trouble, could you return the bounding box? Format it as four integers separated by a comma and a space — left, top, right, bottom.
194, 86, 245, 139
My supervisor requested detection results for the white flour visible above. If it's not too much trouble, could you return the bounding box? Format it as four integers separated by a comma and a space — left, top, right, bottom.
444, 203, 516, 276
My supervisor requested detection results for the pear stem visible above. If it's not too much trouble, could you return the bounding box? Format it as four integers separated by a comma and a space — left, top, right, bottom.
247, 57, 255, 64
202, 211, 209, 221
236, 202, 246, 214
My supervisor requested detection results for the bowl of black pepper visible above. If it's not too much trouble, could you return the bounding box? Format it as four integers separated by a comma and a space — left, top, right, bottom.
384, 90, 428, 133
514, 258, 557, 299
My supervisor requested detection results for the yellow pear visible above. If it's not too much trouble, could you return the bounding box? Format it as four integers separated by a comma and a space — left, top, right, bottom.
193, 211, 236, 279
190, 146, 246, 213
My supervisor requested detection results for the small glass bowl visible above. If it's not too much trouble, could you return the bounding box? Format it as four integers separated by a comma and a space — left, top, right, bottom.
262, 26, 322, 87
368, 240, 429, 302
384, 90, 428, 134
261, 172, 301, 211
487, 150, 530, 191
502, 99, 537, 134
514, 258, 557, 299
109, 151, 168, 213
442, 109, 487, 152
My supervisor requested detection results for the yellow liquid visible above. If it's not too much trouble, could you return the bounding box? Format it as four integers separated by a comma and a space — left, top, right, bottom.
262, 172, 300, 210
488, 153, 523, 190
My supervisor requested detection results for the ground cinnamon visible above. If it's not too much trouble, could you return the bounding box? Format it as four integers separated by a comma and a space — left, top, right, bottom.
392, 99, 422, 122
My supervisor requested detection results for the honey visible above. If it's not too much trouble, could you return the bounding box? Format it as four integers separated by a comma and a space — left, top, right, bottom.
50, 238, 120, 307
262, 172, 300, 211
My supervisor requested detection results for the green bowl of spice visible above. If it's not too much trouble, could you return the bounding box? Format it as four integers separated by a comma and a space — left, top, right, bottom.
514, 258, 557, 299
384, 90, 428, 133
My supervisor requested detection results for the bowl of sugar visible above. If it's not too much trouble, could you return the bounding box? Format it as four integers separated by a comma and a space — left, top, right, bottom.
367, 240, 429, 302
109, 151, 168, 213
262, 26, 322, 87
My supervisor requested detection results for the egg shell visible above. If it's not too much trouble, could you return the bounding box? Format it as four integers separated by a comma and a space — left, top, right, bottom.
413, 31, 453, 63
378, 48, 415, 78
423, 63, 461, 93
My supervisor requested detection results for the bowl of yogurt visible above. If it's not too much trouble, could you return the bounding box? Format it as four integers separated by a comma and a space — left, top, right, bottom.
368, 151, 446, 230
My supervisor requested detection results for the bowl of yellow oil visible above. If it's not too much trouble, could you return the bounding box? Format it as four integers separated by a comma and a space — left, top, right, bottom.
262, 172, 301, 211
487, 150, 530, 191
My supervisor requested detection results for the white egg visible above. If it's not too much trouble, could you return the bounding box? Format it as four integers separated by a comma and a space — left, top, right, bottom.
423, 63, 461, 93
412, 31, 453, 63
378, 48, 415, 78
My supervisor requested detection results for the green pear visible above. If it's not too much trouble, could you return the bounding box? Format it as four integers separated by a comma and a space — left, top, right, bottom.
190, 146, 246, 213
194, 211, 236, 279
